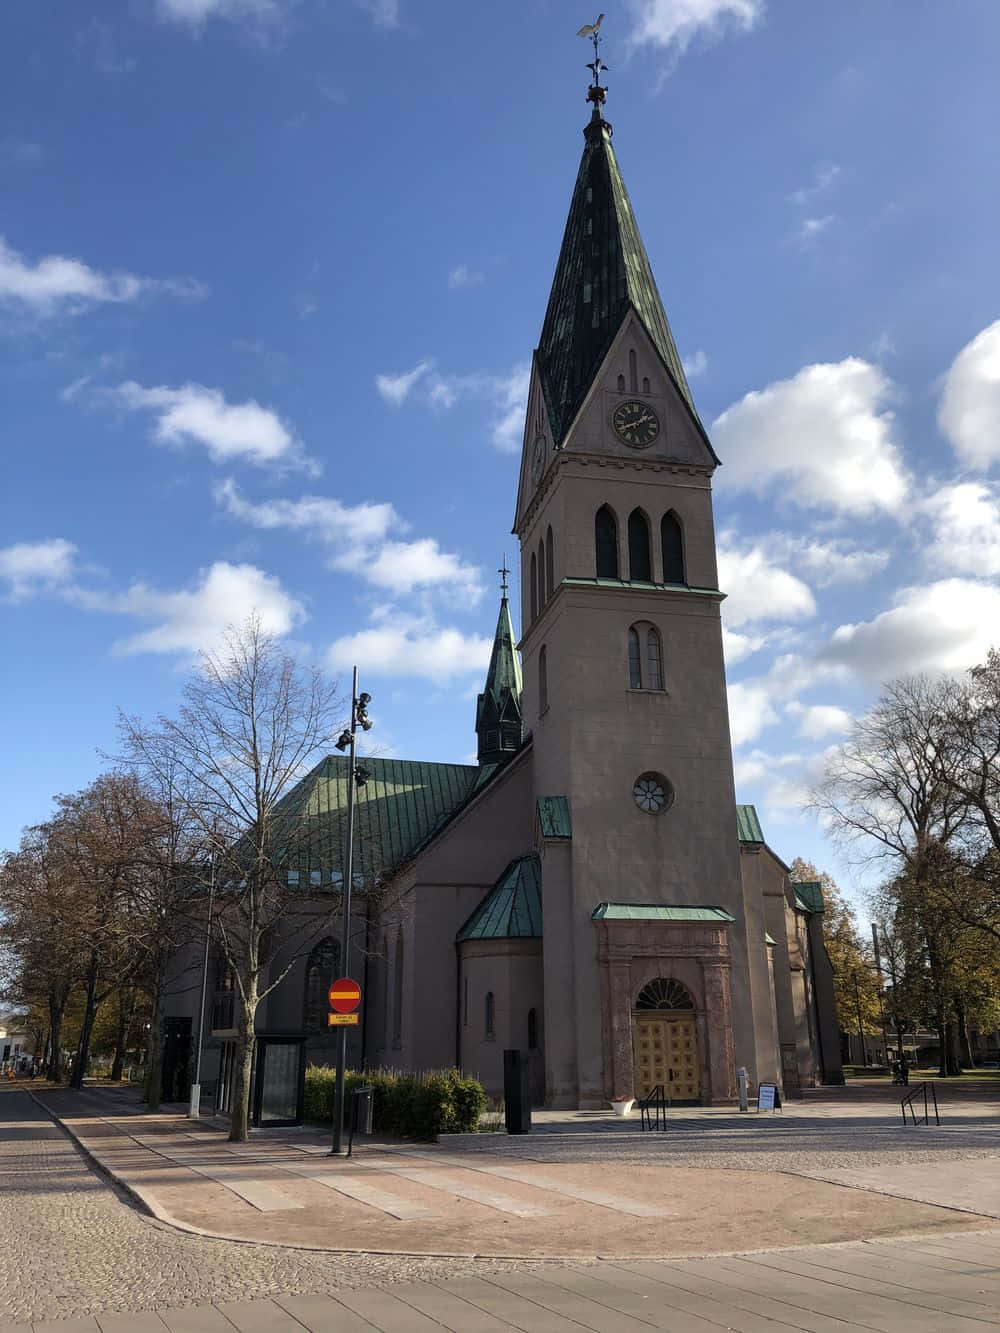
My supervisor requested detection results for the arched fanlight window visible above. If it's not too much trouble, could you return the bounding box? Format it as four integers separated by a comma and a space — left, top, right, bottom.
628, 509, 652, 582
539, 644, 548, 713
392, 926, 404, 1046
545, 526, 554, 599
636, 978, 694, 1011
627, 627, 642, 689
529, 551, 538, 620
527, 1007, 538, 1050
595, 506, 618, 579
661, 511, 686, 585
485, 990, 495, 1038
646, 627, 664, 690
537, 538, 546, 609
304, 937, 340, 1031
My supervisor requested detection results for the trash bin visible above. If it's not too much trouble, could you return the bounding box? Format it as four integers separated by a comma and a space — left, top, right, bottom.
350, 1084, 374, 1138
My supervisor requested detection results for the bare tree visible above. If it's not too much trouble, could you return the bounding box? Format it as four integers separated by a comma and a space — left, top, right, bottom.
121, 615, 343, 1140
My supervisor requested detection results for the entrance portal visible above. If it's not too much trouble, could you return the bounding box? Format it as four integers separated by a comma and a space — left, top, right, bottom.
632, 978, 700, 1103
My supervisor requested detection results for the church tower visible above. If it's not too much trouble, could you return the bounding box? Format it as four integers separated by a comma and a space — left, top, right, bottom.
516, 55, 780, 1106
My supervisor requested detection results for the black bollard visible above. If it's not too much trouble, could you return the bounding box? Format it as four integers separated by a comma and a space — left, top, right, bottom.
503, 1049, 531, 1134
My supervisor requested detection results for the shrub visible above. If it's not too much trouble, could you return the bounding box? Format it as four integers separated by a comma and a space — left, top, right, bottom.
303, 1065, 486, 1139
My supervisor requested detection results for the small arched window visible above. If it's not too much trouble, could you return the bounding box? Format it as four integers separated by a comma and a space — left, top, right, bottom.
545, 526, 554, 599
627, 628, 642, 689
527, 1008, 538, 1050
392, 926, 404, 1046
529, 551, 538, 620
539, 645, 548, 713
595, 506, 618, 578
304, 937, 340, 1031
642, 376, 650, 393
646, 627, 664, 690
628, 622, 664, 691
628, 509, 652, 581
537, 538, 546, 609
617, 373, 626, 392
661, 511, 686, 584
485, 990, 495, 1038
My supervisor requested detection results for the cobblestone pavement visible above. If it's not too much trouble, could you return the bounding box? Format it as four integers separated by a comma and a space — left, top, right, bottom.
0, 1094, 549, 1325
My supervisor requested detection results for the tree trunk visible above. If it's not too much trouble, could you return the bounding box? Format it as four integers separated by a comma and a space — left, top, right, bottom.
956, 1000, 975, 1069
48, 992, 66, 1083
110, 989, 136, 1083
144, 978, 164, 1110
936, 1014, 948, 1079
69, 951, 101, 1090
944, 1019, 962, 1075
229, 977, 257, 1142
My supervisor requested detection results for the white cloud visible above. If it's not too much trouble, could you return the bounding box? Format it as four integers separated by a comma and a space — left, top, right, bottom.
156, 0, 285, 26
788, 164, 841, 207
825, 578, 1000, 679
0, 236, 203, 317
727, 680, 780, 747
796, 215, 836, 246
917, 480, 1000, 577
712, 358, 908, 514
722, 627, 766, 665
0, 539, 77, 601
682, 349, 708, 378
359, 0, 399, 28
101, 561, 303, 656
448, 264, 484, 291
717, 543, 816, 628
216, 480, 484, 602
375, 359, 433, 406
110, 382, 314, 472
938, 319, 1000, 470
624, 0, 763, 56
0, 137, 43, 167
728, 530, 889, 589
328, 612, 491, 681
488, 364, 530, 452
786, 701, 853, 740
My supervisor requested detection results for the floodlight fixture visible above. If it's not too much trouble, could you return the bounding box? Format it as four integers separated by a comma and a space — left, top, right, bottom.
334, 730, 352, 752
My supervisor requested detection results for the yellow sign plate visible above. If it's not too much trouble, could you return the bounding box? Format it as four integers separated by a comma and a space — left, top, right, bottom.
328, 1012, 360, 1027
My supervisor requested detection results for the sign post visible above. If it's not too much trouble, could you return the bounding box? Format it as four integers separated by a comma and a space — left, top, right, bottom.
330, 966, 363, 1153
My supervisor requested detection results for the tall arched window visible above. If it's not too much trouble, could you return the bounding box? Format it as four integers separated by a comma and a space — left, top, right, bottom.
539, 645, 548, 713
392, 925, 404, 1046
304, 937, 340, 1031
628, 347, 638, 393
529, 551, 538, 620
485, 991, 495, 1038
545, 526, 554, 599
537, 538, 545, 609
628, 622, 664, 690
527, 1008, 538, 1050
627, 627, 642, 689
380, 931, 390, 1048
661, 511, 686, 584
646, 627, 664, 690
628, 509, 652, 581
595, 506, 618, 578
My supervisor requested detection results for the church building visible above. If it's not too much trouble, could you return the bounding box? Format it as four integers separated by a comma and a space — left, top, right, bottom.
165, 65, 842, 1114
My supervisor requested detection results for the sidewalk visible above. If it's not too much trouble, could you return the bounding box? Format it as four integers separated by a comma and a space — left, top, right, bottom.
32, 1086, 1000, 1261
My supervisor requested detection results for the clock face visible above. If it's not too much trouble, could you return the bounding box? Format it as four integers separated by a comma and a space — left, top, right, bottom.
530, 434, 546, 484
612, 400, 660, 448
633, 773, 673, 814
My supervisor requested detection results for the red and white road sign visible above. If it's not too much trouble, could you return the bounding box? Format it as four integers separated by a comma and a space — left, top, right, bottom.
328, 977, 362, 1013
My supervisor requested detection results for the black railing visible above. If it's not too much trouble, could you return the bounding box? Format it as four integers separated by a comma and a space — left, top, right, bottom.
639, 1084, 668, 1132
210, 991, 236, 1033
901, 1080, 939, 1126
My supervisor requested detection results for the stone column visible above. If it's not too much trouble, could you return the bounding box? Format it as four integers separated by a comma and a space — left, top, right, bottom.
701, 960, 736, 1102
603, 959, 634, 1101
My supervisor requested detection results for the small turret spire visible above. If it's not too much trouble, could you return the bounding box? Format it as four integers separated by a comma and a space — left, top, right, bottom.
475, 575, 523, 768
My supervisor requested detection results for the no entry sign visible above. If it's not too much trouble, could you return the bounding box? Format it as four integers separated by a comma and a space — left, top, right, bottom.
328, 977, 362, 1014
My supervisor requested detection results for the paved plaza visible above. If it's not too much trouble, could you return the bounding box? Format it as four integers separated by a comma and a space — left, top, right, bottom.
1, 1087, 998, 1330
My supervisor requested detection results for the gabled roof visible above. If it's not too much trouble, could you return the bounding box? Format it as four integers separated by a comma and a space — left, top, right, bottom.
592, 903, 736, 923
792, 881, 825, 914
272, 756, 479, 885
456, 855, 542, 942
736, 804, 765, 844
536, 109, 699, 446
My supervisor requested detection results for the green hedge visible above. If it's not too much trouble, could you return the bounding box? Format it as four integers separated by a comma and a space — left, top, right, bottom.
304, 1065, 487, 1140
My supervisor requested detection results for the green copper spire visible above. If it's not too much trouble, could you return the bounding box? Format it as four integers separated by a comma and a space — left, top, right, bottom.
536, 89, 699, 446
475, 568, 523, 767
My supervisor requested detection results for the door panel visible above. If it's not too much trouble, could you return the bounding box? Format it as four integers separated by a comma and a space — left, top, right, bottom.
633, 1016, 700, 1102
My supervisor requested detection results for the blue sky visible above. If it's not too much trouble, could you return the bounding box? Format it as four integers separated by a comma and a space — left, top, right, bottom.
3, 1, 1000, 910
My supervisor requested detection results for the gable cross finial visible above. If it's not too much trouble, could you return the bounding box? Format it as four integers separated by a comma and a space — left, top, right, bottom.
498, 558, 510, 598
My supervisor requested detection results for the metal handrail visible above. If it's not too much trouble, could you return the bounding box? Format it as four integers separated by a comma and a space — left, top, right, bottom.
901, 1080, 939, 1126
639, 1084, 667, 1132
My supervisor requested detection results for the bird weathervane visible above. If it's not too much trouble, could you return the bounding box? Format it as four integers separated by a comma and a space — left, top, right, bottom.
577, 13, 608, 107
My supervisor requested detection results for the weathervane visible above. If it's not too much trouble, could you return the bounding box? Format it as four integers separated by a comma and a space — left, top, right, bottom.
498, 558, 510, 598
577, 13, 608, 107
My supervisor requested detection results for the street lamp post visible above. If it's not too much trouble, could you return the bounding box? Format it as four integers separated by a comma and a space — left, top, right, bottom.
330, 667, 372, 1156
